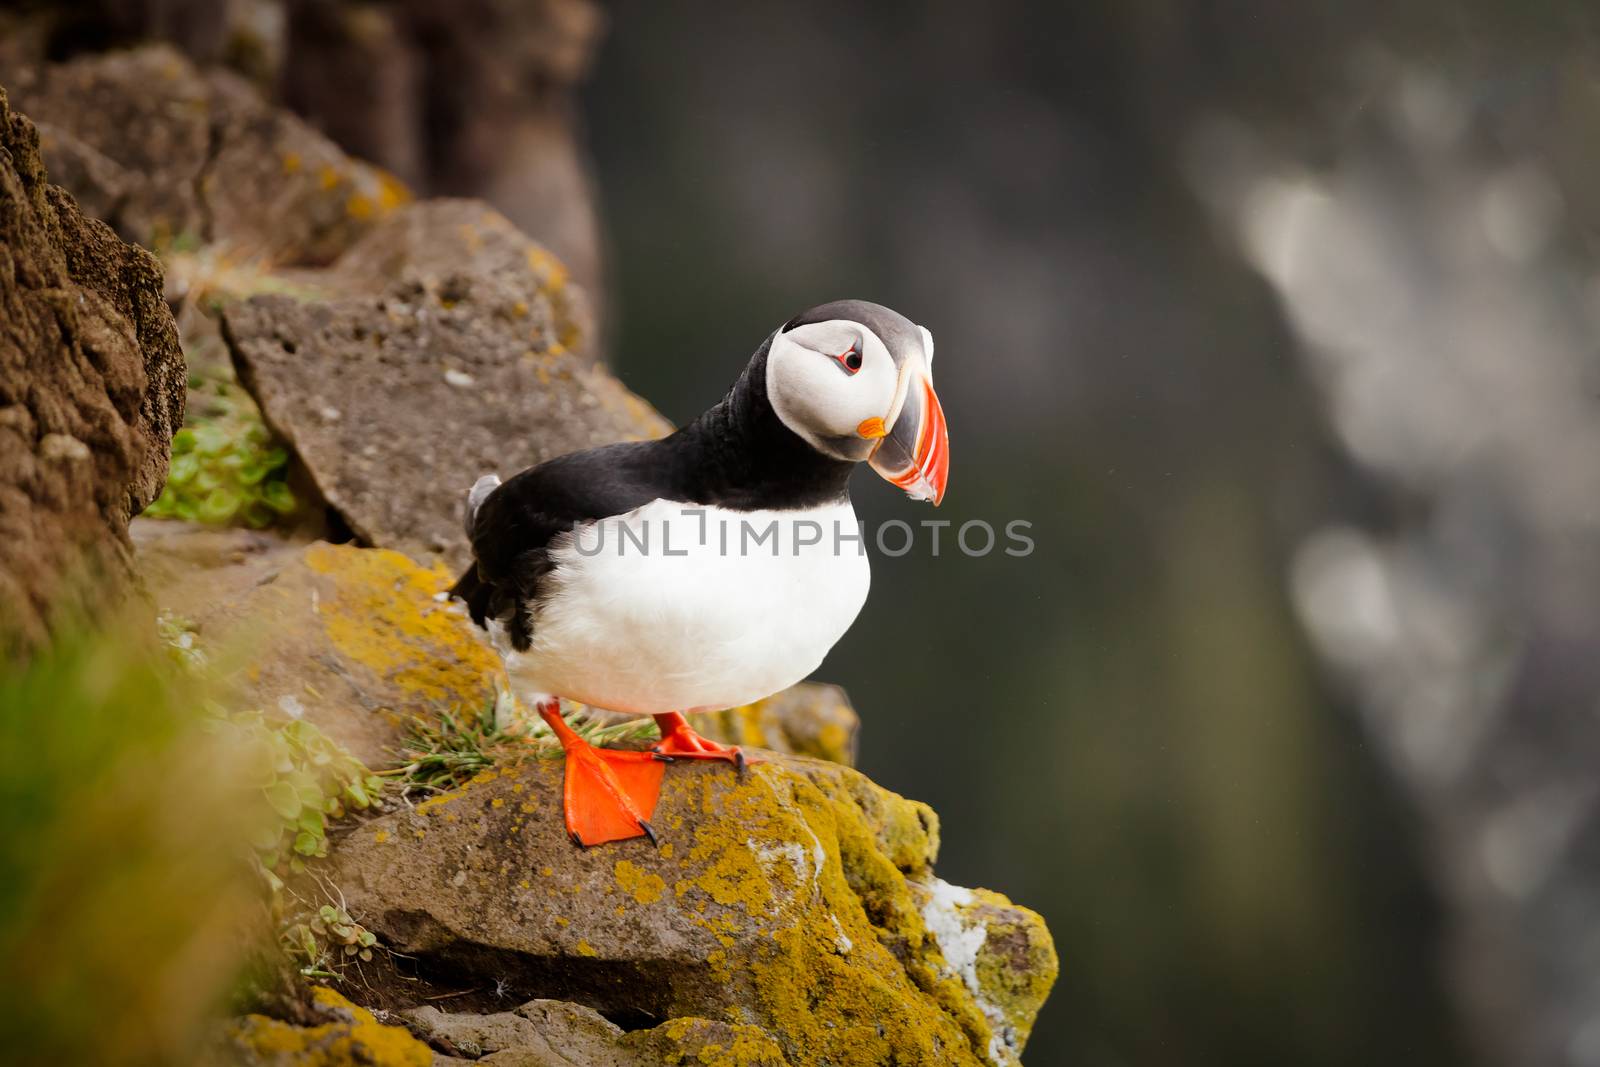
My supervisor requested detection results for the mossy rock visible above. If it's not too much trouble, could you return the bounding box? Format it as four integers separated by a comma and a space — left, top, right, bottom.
407, 999, 787, 1066
690, 682, 860, 767
321, 756, 1056, 1066
133, 528, 500, 765
225, 987, 431, 1066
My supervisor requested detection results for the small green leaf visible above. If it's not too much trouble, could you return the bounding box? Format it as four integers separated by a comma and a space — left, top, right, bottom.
292, 830, 320, 856
198, 486, 240, 522
263, 480, 297, 514
248, 819, 281, 850
288, 769, 323, 807
264, 780, 301, 820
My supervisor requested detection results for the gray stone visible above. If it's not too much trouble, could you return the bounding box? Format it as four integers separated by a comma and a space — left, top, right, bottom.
222, 200, 667, 571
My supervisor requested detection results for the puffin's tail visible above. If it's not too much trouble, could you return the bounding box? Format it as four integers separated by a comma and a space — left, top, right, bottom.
450, 474, 502, 628
464, 473, 501, 538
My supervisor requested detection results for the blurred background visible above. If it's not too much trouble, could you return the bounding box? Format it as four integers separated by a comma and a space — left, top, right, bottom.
9, 1, 1600, 1064
584, 5, 1600, 1065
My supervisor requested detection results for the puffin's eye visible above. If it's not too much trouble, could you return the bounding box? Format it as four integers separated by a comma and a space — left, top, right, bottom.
835, 343, 864, 375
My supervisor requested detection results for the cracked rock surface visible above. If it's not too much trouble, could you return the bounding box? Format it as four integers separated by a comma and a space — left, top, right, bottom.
222, 200, 661, 571
0, 87, 183, 655
320, 754, 1055, 1067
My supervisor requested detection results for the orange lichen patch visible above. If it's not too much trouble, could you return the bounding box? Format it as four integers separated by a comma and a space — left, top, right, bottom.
227, 986, 431, 1066
346, 193, 375, 220
282, 151, 303, 175
575, 939, 598, 957
614, 859, 667, 905
317, 165, 341, 191
373, 830, 389, 844
304, 543, 499, 712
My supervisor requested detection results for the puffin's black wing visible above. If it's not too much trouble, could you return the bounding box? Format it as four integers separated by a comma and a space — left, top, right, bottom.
450, 331, 856, 651
450, 440, 677, 651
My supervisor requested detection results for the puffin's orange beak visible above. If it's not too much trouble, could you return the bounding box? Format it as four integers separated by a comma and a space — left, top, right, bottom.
867, 371, 949, 506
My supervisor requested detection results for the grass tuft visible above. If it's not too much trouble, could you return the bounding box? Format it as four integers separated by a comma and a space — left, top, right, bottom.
382, 699, 660, 797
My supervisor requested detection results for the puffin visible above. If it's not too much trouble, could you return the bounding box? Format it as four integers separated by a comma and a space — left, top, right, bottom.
451, 300, 949, 846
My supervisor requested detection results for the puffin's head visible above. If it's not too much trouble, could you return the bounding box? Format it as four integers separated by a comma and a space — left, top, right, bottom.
766, 299, 950, 505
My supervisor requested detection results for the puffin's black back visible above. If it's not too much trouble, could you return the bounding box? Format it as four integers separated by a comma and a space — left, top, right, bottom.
451, 334, 855, 650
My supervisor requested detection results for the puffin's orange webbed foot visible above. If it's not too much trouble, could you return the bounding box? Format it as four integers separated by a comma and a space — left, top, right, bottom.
651, 712, 759, 774
537, 702, 665, 847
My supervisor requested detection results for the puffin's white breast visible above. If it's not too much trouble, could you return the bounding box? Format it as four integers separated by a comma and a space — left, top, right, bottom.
499, 499, 870, 714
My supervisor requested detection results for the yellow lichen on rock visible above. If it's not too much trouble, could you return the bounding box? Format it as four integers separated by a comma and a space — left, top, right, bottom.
305, 542, 500, 708
227, 987, 431, 1066
615, 859, 667, 905
689, 682, 861, 766
134, 529, 502, 765
323, 753, 1056, 1067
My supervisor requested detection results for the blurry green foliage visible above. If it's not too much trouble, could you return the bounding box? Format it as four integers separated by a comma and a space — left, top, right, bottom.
223, 712, 385, 893
143, 374, 297, 528
0, 619, 268, 1065
153, 617, 390, 978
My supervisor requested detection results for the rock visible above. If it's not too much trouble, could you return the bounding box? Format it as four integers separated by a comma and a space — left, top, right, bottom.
319, 755, 1056, 1066
912, 882, 1060, 1063
283, 0, 608, 299
225, 986, 432, 1066
128, 528, 1054, 1060
222, 200, 667, 571
132, 527, 499, 766
690, 682, 861, 767
316, 198, 592, 362
2, 4, 605, 301
8, 45, 408, 265
406, 999, 787, 1066
0, 88, 184, 654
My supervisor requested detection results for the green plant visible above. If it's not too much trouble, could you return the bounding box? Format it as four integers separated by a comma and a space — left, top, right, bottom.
281, 900, 379, 979
383, 699, 659, 797
143, 376, 297, 528
218, 713, 385, 893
